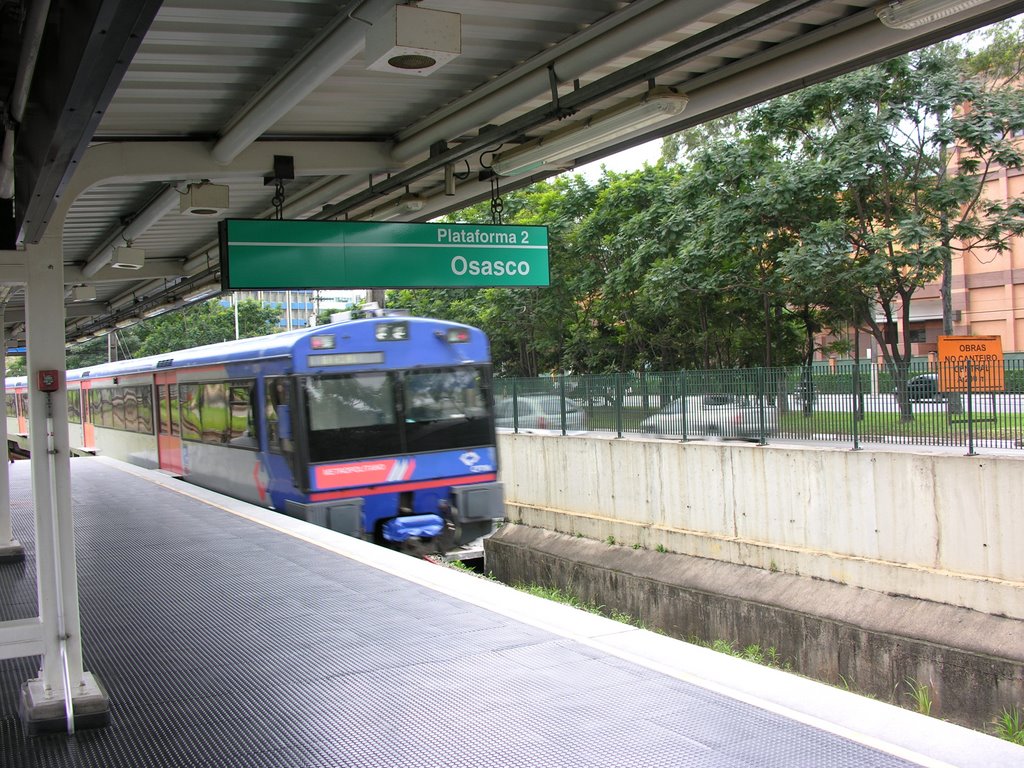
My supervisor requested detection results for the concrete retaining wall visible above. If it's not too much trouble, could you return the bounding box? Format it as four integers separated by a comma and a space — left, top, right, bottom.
485, 524, 1024, 730
497, 434, 1024, 620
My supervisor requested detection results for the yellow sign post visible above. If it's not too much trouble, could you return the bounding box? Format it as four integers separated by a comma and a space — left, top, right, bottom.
937, 335, 1004, 392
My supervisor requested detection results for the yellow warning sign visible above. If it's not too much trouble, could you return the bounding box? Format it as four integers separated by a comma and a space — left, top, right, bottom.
937, 335, 1004, 392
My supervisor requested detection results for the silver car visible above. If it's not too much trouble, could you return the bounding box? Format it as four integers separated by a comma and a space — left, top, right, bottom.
641, 394, 775, 440
494, 396, 587, 433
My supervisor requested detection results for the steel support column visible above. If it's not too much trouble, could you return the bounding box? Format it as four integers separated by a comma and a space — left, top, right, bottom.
19, 237, 108, 732
0, 320, 23, 562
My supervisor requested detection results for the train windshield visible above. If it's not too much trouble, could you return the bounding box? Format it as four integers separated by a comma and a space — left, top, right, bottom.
303, 366, 493, 463
402, 367, 492, 453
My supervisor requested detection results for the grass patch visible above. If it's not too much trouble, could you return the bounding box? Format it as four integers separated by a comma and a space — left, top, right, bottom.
692, 637, 792, 671
904, 678, 933, 716
513, 583, 654, 630
993, 706, 1024, 745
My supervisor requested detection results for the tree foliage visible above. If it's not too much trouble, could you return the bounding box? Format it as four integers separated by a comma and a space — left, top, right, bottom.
59, 299, 282, 370
751, 45, 1024, 416
386, 34, 1024, 387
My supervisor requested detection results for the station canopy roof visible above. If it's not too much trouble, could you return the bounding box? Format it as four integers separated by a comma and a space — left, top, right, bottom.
1, 0, 1022, 345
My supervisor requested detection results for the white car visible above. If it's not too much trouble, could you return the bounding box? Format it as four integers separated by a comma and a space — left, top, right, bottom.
494, 396, 587, 432
641, 394, 775, 440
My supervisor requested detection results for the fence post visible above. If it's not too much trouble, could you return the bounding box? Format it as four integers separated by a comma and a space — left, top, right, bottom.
680, 369, 688, 441
757, 367, 767, 445
559, 374, 567, 435
615, 373, 623, 438
852, 361, 861, 451
512, 378, 519, 433
966, 359, 976, 456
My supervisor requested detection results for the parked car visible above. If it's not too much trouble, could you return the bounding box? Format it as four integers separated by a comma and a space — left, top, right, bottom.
905, 373, 943, 402
792, 378, 817, 405
641, 394, 776, 441
494, 396, 587, 432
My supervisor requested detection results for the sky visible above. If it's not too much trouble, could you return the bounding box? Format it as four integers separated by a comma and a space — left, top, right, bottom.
574, 138, 664, 181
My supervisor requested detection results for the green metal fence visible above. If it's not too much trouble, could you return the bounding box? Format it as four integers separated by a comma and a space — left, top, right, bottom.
494, 361, 1024, 453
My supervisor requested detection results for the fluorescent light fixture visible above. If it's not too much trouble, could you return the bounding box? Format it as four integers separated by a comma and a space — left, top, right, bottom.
115, 317, 138, 329
375, 193, 425, 221
491, 87, 688, 177
876, 0, 988, 29
142, 303, 182, 319
183, 285, 221, 302
91, 328, 109, 337
142, 303, 169, 319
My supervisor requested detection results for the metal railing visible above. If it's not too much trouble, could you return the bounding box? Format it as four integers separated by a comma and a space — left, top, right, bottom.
495, 361, 1024, 453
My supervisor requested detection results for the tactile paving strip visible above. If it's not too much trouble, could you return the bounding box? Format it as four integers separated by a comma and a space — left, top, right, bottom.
0, 461, 922, 767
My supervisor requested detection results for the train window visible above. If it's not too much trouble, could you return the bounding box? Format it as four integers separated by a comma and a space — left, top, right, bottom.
200, 382, 228, 444
402, 367, 493, 453
138, 386, 153, 434
111, 388, 126, 430
18, 393, 27, 420
168, 384, 180, 437
68, 390, 81, 424
179, 384, 201, 442
6, 393, 16, 417
265, 377, 292, 455
123, 387, 138, 432
304, 373, 400, 462
99, 389, 113, 428
228, 381, 256, 448
158, 385, 170, 435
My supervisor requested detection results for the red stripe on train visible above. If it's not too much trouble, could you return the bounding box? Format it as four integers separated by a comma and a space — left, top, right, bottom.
309, 473, 497, 501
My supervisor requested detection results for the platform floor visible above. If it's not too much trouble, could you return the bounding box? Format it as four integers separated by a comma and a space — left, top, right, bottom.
1, 458, 1020, 767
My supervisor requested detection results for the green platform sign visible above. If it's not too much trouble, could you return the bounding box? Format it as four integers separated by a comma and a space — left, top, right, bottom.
218, 219, 549, 289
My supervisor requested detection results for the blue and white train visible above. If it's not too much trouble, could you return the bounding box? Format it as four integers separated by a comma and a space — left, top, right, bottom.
6, 312, 504, 553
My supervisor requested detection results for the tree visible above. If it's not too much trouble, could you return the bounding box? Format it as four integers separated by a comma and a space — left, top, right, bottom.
65, 338, 108, 369
134, 299, 281, 358
392, 174, 600, 376
753, 49, 1024, 419
5, 354, 26, 377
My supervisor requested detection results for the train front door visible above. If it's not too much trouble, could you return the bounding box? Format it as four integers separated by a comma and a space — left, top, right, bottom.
155, 372, 184, 475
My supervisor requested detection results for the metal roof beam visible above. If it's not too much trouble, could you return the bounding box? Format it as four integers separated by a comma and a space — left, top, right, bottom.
15, 0, 163, 245
65, 262, 186, 285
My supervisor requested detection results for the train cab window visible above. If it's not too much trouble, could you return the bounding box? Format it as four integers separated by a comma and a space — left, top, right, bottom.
303, 373, 399, 462
402, 366, 493, 453
179, 384, 201, 442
